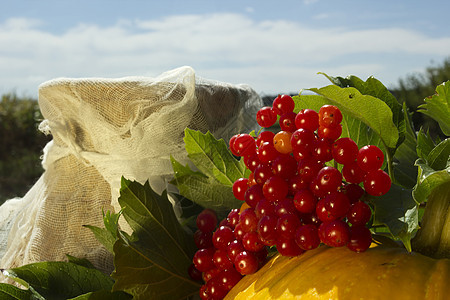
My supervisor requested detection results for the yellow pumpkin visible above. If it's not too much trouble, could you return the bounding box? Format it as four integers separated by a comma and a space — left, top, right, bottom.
225, 241, 450, 300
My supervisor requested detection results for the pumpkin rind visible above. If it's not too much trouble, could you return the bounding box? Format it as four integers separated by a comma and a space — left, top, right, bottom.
225, 242, 450, 300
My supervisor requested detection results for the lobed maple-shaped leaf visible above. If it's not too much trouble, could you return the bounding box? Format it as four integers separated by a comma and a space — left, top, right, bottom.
111, 177, 200, 300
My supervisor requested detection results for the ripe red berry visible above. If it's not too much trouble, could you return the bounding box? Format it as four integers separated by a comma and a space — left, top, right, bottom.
272, 94, 295, 115
357, 145, 384, 172
233, 134, 256, 157
315, 166, 343, 193
317, 124, 342, 141
295, 224, 321, 250
212, 225, 235, 249
232, 177, 249, 201
262, 176, 289, 202
295, 108, 319, 132
193, 248, 215, 272
196, 209, 218, 233
321, 219, 350, 247
256, 106, 278, 128
318, 105, 343, 127
332, 137, 359, 165
279, 112, 297, 132
347, 225, 372, 253
347, 200, 372, 225
293, 188, 317, 214
234, 251, 259, 275
363, 169, 391, 196
342, 161, 366, 184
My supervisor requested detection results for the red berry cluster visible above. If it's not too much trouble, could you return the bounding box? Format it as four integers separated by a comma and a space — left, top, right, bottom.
190, 208, 268, 300
189, 95, 392, 300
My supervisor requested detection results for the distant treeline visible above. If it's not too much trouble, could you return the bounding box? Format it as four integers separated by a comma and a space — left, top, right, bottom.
0, 57, 449, 204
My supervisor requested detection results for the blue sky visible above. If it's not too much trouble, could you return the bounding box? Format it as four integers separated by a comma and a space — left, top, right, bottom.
1, 0, 449, 97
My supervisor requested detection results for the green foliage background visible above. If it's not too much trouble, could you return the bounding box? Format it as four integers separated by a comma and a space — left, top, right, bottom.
0, 57, 449, 204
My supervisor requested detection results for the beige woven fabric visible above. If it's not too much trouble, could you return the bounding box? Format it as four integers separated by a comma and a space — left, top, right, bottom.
0, 66, 262, 273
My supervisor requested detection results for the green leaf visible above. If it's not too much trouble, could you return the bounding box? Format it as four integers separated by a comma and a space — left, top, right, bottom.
66, 255, 96, 270
3, 262, 114, 300
68, 290, 132, 300
112, 178, 200, 300
417, 81, 450, 136
372, 183, 419, 252
416, 128, 438, 161
170, 156, 241, 213
183, 128, 246, 185
321, 73, 405, 148
84, 210, 121, 254
392, 103, 418, 188
413, 158, 450, 204
0, 283, 41, 300
427, 138, 450, 171
308, 85, 399, 149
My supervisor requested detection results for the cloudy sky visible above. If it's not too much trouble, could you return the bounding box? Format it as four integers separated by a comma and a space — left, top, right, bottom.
1, 0, 449, 98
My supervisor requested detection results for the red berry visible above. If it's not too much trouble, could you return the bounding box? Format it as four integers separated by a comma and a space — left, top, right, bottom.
232, 178, 249, 201
234, 251, 259, 275
342, 161, 365, 184
258, 141, 279, 163
262, 176, 289, 202
213, 249, 234, 270
332, 137, 359, 165
271, 154, 297, 179
347, 225, 372, 253
242, 231, 265, 252
256, 106, 278, 128
212, 226, 235, 249
227, 239, 245, 261
217, 268, 242, 291
317, 124, 342, 141
295, 108, 319, 132
357, 145, 384, 172
196, 209, 218, 233
194, 230, 213, 249
256, 131, 275, 148
277, 213, 301, 238
293, 188, 317, 214
347, 200, 372, 225
239, 208, 258, 233
279, 111, 297, 132
322, 219, 350, 247
276, 236, 305, 257
363, 169, 391, 196
193, 248, 215, 272
188, 263, 203, 281
295, 224, 321, 250
244, 184, 265, 207
233, 133, 256, 157
257, 214, 278, 243
318, 105, 343, 127
272, 94, 295, 115
315, 166, 343, 193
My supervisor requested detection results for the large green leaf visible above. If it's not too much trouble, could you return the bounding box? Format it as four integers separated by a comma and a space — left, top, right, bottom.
372, 183, 419, 252
417, 81, 450, 136
183, 128, 246, 185
112, 178, 200, 300
321, 73, 405, 148
426, 138, 450, 171
3, 262, 114, 300
170, 128, 247, 213
170, 156, 242, 213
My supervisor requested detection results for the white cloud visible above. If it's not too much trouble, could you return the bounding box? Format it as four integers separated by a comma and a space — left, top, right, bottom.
0, 14, 449, 97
